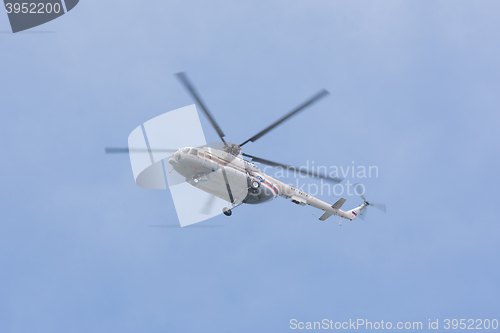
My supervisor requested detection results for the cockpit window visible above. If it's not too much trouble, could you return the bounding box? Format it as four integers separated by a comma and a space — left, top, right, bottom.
190, 148, 198, 155
183, 148, 190, 153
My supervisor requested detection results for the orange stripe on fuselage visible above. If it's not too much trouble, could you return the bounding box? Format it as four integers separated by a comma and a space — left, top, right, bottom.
261, 179, 279, 197
198, 152, 246, 173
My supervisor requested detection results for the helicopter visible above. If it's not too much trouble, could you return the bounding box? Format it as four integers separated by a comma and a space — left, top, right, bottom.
106, 72, 385, 224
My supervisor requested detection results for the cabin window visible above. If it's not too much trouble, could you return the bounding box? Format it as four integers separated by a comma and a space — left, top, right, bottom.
190, 148, 198, 155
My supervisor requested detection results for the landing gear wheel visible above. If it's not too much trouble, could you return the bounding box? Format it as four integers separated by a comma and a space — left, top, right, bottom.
222, 207, 232, 216
191, 175, 199, 185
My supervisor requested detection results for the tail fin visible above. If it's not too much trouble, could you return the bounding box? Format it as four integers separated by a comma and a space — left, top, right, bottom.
346, 205, 366, 220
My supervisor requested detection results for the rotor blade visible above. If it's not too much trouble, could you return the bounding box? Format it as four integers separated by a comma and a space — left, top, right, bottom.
221, 166, 235, 204
175, 72, 228, 146
200, 194, 218, 215
358, 207, 367, 221
370, 202, 386, 213
353, 183, 367, 202
105, 148, 177, 154
239, 89, 329, 147
242, 153, 342, 183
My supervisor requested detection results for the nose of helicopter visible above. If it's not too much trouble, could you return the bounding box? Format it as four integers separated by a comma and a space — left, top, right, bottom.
168, 148, 187, 166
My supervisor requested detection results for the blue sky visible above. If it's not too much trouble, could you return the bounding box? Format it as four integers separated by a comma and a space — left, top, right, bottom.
1, 1, 499, 332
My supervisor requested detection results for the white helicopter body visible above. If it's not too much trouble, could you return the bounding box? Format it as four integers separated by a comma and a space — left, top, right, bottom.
168, 146, 366, 221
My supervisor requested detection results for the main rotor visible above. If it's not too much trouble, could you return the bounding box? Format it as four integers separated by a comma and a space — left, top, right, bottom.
106, 72, 342, 184
223, 143, 242, 156
174, 72, 341, 183
175, 72, 329, 155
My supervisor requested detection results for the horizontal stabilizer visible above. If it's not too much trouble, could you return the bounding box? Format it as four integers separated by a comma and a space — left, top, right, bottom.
318, 198, 346, 221
332, 198, 346, 210
319, 212, 333, 221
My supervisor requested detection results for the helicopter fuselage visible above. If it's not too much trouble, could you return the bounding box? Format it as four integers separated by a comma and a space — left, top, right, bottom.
168, 147, 360, 220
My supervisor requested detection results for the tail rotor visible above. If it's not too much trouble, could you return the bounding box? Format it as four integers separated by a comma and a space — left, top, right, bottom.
353, 183, 386, 220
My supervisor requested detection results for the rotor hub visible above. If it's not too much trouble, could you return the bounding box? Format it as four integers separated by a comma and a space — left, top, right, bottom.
223, 143, 242, 155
